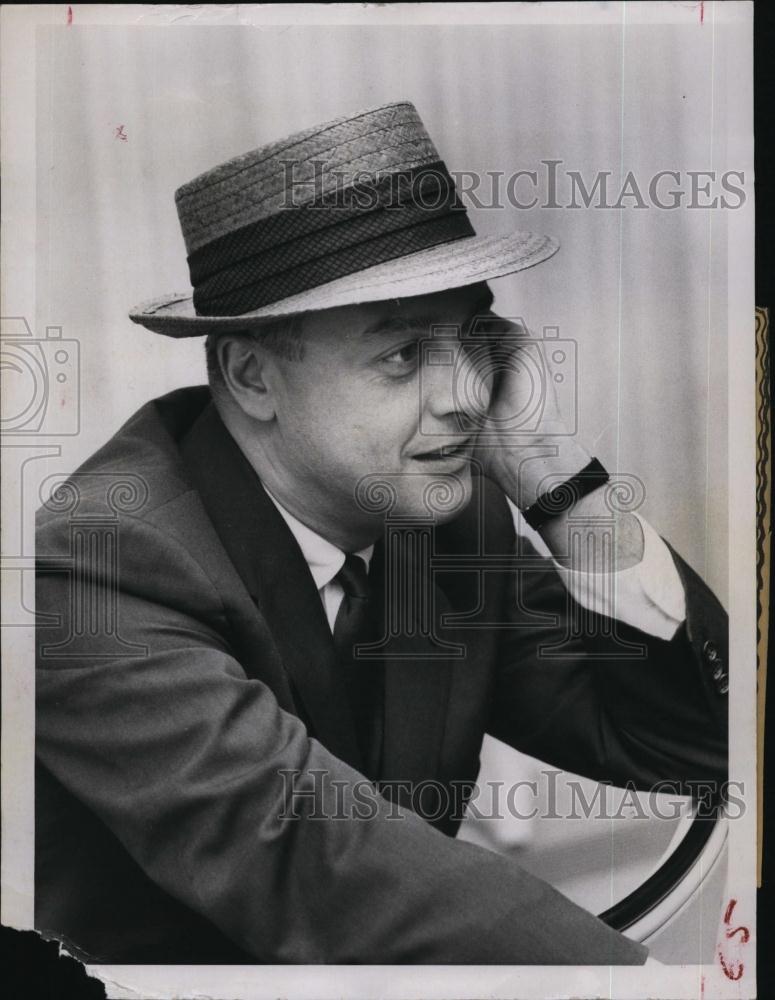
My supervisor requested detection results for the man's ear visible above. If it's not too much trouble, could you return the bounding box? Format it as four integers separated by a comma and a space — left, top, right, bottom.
217, 335, 278, 421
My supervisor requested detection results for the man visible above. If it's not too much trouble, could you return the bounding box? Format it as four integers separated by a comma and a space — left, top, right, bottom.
35, 101, 727, 965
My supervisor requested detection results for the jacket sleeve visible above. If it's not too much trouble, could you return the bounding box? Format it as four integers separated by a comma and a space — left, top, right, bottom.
36, 508, 648, 966
488, 535, 728, 790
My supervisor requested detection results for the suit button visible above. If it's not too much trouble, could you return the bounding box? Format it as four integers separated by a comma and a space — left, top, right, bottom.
713, 665, 724, 681
718, 678, 729, 694
703, 640, 719, 663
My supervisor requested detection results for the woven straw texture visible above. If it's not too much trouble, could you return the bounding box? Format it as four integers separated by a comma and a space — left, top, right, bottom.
176, 102, 438, 254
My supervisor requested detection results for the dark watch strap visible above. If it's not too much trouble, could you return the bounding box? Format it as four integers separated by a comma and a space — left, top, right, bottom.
521, 457, 610, 530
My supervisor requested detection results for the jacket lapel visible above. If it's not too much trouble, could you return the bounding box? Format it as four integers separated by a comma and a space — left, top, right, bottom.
179, 402, 364, 772
370, 528, 461, 788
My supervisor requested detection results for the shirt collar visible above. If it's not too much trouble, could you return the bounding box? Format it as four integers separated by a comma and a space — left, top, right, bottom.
263, 486, 374, 592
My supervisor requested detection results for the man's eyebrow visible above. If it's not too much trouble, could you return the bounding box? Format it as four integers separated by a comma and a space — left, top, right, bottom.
360, 291, 496, 339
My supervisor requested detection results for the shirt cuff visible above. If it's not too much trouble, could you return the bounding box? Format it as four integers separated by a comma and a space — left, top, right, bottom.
551, 513, 687, 640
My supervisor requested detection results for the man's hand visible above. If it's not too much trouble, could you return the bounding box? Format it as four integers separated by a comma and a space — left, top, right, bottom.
471, 318, 592, 510
469, 319, 645, 570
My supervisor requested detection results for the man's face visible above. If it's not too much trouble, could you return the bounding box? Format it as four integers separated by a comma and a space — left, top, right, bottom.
264, 283, 496, 541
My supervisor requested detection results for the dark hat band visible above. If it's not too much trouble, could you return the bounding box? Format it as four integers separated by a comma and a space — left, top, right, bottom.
189, 162, 475, 316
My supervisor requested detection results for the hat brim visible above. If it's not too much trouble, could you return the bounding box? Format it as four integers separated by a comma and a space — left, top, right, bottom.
128, 231, 559, 337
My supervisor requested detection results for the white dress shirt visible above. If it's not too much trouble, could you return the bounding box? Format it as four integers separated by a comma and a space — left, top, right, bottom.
265, 489, 686, 640
264, 488, 374, 632
514, 506, 686, 640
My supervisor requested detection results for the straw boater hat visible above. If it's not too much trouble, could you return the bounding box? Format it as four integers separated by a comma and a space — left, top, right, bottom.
129, 101, 559, 338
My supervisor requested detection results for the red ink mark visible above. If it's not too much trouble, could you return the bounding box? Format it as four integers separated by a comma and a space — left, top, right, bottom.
700, 974, 705, 999
722, 897, 750, 940
66, 5, 72, 24
114, 125, 128, 142
700, 2, 704, 24
718, 897, 750, 980
718, 948, 744, 980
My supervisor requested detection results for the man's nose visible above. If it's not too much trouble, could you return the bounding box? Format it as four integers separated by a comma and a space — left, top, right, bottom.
423, 339, 492, 424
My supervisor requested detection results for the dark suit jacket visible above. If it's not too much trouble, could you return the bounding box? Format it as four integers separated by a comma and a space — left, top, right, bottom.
35, 386, 728, 965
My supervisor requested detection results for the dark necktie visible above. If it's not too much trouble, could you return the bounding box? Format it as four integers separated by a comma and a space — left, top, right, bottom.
333, 554, 383, 775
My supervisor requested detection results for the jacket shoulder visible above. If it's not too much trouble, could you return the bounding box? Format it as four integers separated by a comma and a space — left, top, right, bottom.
36, 386, 212, 533
35, 387, 242, 627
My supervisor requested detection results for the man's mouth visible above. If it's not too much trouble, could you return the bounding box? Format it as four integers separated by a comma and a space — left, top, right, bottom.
411, 438, 473, 463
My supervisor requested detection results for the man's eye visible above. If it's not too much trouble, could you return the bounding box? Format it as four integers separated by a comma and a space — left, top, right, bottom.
380, 342, 419, 371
